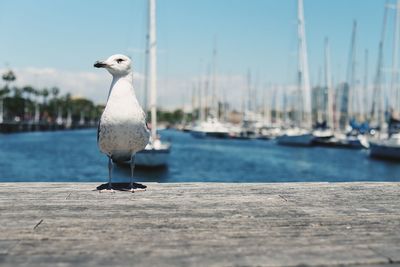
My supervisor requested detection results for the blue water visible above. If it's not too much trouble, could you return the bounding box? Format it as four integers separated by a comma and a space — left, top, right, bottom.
0, 129, 399, 182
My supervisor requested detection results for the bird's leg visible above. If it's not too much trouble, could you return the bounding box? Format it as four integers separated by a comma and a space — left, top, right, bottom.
108, 156, 113, 189
100, 156, 114, 193
130, 155, 135, 188
129, 154, 136, 192
129, 154, 145, 193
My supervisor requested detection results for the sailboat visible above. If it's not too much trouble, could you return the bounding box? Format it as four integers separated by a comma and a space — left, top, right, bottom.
258, 85, 281, 139
370, 133, 400, 160
312, 38, 334, 143
316, 21, 368, 149
135, 0, 171, 167
338, 21, 369, 149
190, 41, 230, 139
277, 0, 313, 146
370, 0, 400, 160
191, 117, 230, 138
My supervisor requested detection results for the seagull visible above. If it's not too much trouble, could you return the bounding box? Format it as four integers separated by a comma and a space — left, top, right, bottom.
94, 54, 150, 192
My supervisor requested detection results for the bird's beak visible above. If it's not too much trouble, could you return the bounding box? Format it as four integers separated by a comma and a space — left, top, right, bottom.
94, 61, 108, 68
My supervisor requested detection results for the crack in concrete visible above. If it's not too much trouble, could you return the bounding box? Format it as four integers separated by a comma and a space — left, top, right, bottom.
33, 219, 43, 230
279, 194, 288, 202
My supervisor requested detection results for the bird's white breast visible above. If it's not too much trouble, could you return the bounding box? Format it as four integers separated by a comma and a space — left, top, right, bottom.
98, 77, 150, 160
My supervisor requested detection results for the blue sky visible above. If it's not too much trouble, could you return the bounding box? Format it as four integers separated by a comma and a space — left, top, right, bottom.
0, 0, 392, 108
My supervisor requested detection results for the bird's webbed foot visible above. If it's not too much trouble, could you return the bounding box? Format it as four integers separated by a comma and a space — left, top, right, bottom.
99, 188, 115, 193
125, 181, 146, 193
99, 182, 115, 193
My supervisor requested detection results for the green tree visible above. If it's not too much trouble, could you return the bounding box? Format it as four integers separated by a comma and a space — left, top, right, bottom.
0, 87, 10, 98
32, 88, 40, 102
22, 86, 34, 100
51, 87, 60, 99
41, 88, 49, 105
2, 70, 16, 88
12, 87, 22, 98
22, 86, 35, 119
49, 87, 60, 119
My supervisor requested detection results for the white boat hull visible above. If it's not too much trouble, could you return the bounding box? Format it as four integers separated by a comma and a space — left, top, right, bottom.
135, 140, 171, 167
135, 147, 170, 167
190, 118, 230, 139
313, 129, 334, 139
369, 140, 400, 160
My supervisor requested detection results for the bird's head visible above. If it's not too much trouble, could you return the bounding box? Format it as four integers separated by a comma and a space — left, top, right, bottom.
94, 54, 132, 76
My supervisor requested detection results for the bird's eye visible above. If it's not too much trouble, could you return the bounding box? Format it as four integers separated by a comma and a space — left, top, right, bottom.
116, 58, 124, 63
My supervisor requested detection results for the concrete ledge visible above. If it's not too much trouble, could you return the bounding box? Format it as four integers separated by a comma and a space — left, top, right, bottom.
0, 182, 399, 266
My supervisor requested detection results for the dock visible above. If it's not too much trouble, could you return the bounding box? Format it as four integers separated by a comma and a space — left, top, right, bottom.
0, 182, 399, 266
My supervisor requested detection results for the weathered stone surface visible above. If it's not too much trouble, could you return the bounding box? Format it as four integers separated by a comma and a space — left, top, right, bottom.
0, 182, 399, 266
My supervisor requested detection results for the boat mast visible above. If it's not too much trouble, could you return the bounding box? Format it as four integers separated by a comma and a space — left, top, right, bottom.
371, 3, 388, 132
198, 77, 205, 122
392, 0, 400, 113
143, 0, 150, 113
211, 37, 218, 119
272, 86, 278, 125
263, 85, 272, 126
241, 73, 246, 122
362, 49, 369, 122
247, 69, 252, 117
324, 37, 334, 130
204, 65, 210, 119
346, 20, 357, 122
148, 0, 157, 141
191, 84, 196, 123
283, 88, 289, 126
297, 0, 312, 129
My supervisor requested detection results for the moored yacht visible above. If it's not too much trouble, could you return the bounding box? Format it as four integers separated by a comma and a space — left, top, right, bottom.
191, 117, 229, 138
135, 0, 170, 167
277, 0, 313, 147
369, 133, 400, 160
277, 127, 314, 146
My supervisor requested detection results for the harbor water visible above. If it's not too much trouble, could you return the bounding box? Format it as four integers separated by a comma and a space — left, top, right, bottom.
0, 129, 399, 183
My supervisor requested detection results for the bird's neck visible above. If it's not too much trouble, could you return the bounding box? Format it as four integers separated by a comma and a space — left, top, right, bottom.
107, 73, 136, 102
